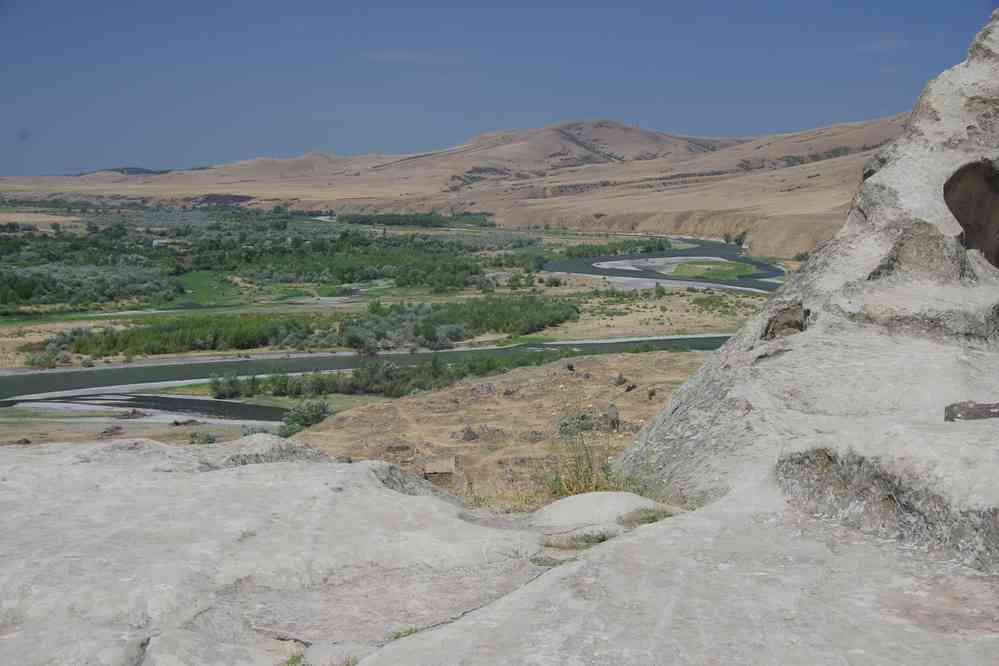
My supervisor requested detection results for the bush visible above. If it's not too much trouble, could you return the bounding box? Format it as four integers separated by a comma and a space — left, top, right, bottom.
542, 438, 644, 499
189, 431, 216, 445
269, 373, 290, 396
279, 399, 332, 437
209, 373, 245, 399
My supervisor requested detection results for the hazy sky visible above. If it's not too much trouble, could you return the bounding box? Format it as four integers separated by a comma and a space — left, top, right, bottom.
1, 1, 995, 175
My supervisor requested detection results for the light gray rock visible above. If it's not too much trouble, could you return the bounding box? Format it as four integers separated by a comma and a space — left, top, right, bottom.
7, 14, 999, 666
363, 485, 999, 665
360, 12, 999, 664
528, 491, 660, 535
617, 10, 999, 537
303, 640, 377, 665
0, 436, 543, 665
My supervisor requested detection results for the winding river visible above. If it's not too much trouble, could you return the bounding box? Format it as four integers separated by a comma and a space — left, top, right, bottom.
544, 237, 785, 292
0, 240, 780, 417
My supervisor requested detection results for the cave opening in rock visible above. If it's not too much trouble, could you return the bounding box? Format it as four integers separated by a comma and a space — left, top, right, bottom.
944, 159, 999, 268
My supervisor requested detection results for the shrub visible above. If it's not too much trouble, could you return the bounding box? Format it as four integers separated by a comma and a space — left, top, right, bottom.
189, 431, 216, 445
542, 438, 644, 499
279, 399, 332, 437
269, 373, 290, 396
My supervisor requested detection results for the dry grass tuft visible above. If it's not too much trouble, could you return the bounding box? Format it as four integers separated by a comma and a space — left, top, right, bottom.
617, 506, 676, 529
542, 531, 614, 550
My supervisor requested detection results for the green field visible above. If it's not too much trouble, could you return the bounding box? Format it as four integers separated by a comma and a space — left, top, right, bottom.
173, 272, 243, 306
671, 260, 756, 280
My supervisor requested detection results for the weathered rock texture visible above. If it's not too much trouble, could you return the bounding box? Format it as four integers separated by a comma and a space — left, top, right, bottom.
5, 14, 999, 666
0, 434, 669, 665
0, 436, 545, 665
616, 10, 999, 539
364, 12, 999, 664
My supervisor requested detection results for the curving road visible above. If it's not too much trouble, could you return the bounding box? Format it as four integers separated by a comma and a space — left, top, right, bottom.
544, 238, 785, 292
0, 238, 777, 415
0, 335, 730, 405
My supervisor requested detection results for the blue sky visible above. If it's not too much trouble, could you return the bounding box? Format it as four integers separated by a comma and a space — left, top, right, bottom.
1, 1, 995, 175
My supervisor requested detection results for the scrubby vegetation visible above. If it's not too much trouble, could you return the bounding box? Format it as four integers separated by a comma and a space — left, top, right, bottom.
277, 400, 332, 437
339, 295, 578, 352
617, 506, 675, 528
206, 349, 580, 402
562, 237, 672, 258
335, 212, 494, 228
34, 294, 579, 357
45, 313, 344, 357
542, 531, 614, 550
0, 205, 512, 310
0, 199, 681, 316
542, 436, 645, 499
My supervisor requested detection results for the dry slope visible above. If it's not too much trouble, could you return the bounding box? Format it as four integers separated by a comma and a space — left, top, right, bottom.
0, 116, 907, 257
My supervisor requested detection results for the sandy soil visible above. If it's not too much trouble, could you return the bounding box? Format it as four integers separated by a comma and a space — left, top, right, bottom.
0, 320, 124, 369
0, 411, 246, 447
542, 286, 764, 340
0, 211, 81, 229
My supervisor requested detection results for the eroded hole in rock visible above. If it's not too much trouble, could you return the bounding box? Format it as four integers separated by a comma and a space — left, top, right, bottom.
944, 159, 999, 268
762, 302, 809, 340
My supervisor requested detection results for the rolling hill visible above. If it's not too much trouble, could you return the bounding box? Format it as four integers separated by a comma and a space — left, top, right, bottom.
0, 114, 909, 257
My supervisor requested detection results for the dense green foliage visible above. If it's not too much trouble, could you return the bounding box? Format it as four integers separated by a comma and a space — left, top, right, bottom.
562, 237, 672, 258
335, 212, 494, 228
50, 313, 343, 356
0, 206, 505, 308
339, 295, 579, 352
0, 264, 178, 306
276, 399, 332, 436
0, 199, 673, 315
38, 294, 578, 356
207, 348, 576, 401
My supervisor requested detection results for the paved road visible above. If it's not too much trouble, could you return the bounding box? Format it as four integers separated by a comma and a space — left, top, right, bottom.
0, 237, 770, 414
0, 335, 730, 405
544, 238, 784, 292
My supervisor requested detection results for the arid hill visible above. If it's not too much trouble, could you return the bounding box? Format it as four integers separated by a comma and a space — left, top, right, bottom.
0, 115, 907, 257
2, 12, 999, 664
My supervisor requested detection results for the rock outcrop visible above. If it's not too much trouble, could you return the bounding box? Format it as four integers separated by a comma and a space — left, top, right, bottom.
0, 434, 669, 665
365, 12, 999, 664
615, 11, 999, 555
0, 436, 545, 665
4, 13, 999, 666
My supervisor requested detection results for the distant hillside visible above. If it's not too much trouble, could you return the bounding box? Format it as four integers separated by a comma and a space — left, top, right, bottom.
0, 114, 909, 257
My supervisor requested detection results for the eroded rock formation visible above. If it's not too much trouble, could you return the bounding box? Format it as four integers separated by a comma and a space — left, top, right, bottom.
615, 12, 999, 533
4, 12, 999, 666
367, 12, 999, 664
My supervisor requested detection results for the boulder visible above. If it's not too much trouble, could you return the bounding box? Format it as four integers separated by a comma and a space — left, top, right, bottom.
0, 436, 543, 665
528, 491, 661, 534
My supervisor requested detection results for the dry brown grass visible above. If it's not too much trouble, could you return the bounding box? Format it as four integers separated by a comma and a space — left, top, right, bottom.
298, 351, 706, 511
543, 286, 764, 340
0, 115, 906, 257
0, 412, 246, 447
0, 211, 81, 230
